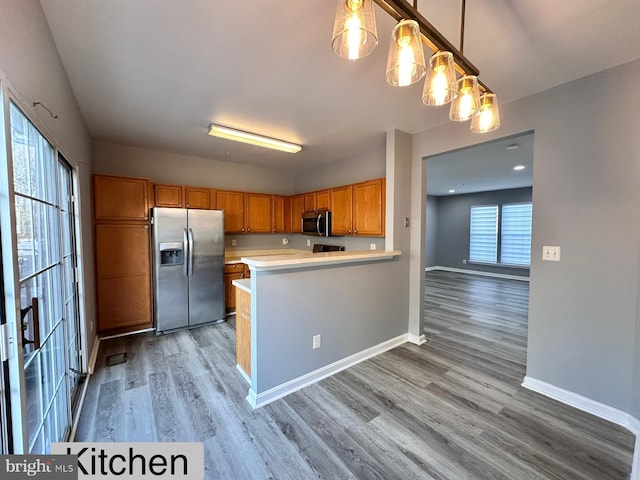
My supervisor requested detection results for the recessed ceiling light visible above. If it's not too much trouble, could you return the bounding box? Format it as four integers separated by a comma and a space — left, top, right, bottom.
506, 143, 519, 150
513, 165, 526, 171
449, 189, 456, 193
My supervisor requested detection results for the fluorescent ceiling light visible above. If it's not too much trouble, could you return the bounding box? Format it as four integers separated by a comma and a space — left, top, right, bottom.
513, 165, 526, 171
207, 124, 302, 154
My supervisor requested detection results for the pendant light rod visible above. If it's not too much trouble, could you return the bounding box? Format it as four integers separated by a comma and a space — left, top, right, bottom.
460, 0, 466, 55
373, 0, 491, 93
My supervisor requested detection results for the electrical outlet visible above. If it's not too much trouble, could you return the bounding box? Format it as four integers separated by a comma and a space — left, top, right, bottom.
370, 243, 376, 250
404, 217, 410, 227
542, 245, 561, 261
463, 259, 467, 264
231, 239, 237, 247
313, 334, 321, 350
282, 237, 289, 245
306, 238, 311, 247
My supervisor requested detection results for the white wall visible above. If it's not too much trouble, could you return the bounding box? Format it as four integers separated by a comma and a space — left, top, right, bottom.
411, 58, 640, 416
93, 140, 294, 194
0, 0, 95, 357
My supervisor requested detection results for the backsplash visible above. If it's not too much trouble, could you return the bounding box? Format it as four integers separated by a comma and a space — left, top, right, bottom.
224, 234, 385, 252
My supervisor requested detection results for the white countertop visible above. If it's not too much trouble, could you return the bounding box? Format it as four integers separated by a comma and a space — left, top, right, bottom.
242, 250, 401, 271
225, 248, 307, 264
232, 278, 251, 293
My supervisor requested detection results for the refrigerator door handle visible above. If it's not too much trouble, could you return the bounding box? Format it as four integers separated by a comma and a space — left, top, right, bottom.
188, 228, 194, 277
183, 228, 189, 277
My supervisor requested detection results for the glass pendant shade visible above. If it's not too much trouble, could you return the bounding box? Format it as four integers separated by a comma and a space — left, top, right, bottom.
331, 0, 378, 60
422, 51, 458, 106
385, 19, 426, 87
449, 75, 481, 121
471, 93, 500, 133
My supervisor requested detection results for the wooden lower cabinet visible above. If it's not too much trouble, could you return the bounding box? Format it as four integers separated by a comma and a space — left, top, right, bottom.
95, 223, 152, 332
224, 263, 250, 312
235, 286, 251, 377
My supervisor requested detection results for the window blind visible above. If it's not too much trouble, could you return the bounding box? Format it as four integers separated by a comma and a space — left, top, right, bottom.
469, 205, 498, 263
500, 203, 532, 266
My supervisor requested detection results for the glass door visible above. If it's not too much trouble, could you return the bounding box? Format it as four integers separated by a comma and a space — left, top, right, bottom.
57, 155, 83, 413
0, 252, 12, 454
9, 102, 80, 453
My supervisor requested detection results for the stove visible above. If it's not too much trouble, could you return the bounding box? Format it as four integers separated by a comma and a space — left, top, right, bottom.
312, 244, 345, 253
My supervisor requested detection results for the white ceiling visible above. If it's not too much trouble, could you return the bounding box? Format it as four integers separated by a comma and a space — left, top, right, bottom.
40, 0, 640, 179
426, 131, 533, 196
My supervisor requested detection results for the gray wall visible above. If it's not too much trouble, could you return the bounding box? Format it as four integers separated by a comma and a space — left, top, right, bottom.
411, 58, 640, 416
425, 195, 438, 267
430, 188, 532, 277
93, 140, 295, 194
253, 258, 407, 392
0, 1, 95, 358
292, 142, 386, 194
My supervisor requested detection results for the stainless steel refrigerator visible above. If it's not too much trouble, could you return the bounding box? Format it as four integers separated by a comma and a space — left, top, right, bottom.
152, 207, 225, 333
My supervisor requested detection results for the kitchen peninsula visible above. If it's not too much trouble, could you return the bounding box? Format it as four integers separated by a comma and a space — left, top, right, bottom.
233, 249, 405, 408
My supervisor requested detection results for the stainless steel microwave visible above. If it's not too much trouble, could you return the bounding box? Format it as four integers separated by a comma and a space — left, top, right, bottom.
301, 210, 332, 237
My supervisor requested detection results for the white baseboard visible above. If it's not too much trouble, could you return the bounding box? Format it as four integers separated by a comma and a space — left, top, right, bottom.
408, 333, 426, 345
246, 334, 408, 409
425, 266, 529, 282
522, 376, 640, 480
87, 336, 100, 375
236, 364, 250, 385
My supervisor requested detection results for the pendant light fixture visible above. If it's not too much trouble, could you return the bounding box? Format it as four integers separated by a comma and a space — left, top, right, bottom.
449, 74, 480, 121
385, 19, 426, 87
330, 0, 500, 133
422, 51, 458, 106
332, 0, 378, 60
471, 93, 500, 133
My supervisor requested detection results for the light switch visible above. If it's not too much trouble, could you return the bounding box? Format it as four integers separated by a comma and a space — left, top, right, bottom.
542, 245, 561, 261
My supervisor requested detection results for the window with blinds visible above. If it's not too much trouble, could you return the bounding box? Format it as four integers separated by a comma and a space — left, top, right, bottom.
469, 205, 498, 263
501, 203, 532, 266
469, 202, 532, 266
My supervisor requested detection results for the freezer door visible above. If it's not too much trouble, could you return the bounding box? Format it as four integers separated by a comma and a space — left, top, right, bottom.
153, 208, 189, 331
187, 209, 225, 325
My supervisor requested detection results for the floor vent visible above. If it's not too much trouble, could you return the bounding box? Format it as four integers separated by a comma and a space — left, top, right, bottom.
106, 352, 128, 367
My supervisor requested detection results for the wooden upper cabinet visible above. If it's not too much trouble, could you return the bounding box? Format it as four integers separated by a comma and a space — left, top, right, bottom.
290, 194, 304, 233
154, 184, 183, 208
185, 187, 210, 209
316, 190, 330, 210
330, 185, 353, 235
245, 193, 272, 233
353, 178, 385, 237
216, 190, 246, 233
272, 195, 290, 233
304, 192, 316, 212
209, 189, 217, 210
94, 175, 150, 222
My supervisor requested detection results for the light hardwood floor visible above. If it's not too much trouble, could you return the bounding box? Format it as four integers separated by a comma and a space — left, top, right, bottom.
76, 271, 635, 479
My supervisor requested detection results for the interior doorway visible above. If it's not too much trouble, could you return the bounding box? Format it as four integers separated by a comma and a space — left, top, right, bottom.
423, 131, 534, 369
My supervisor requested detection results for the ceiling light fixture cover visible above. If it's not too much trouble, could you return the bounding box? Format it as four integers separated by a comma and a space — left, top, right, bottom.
471, 93, 500, 133
332, 0, 378, 60
449, 75, 480, 121
422, 51, 458, 106
385, 19, 426, 87
207, 124, 302, 154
